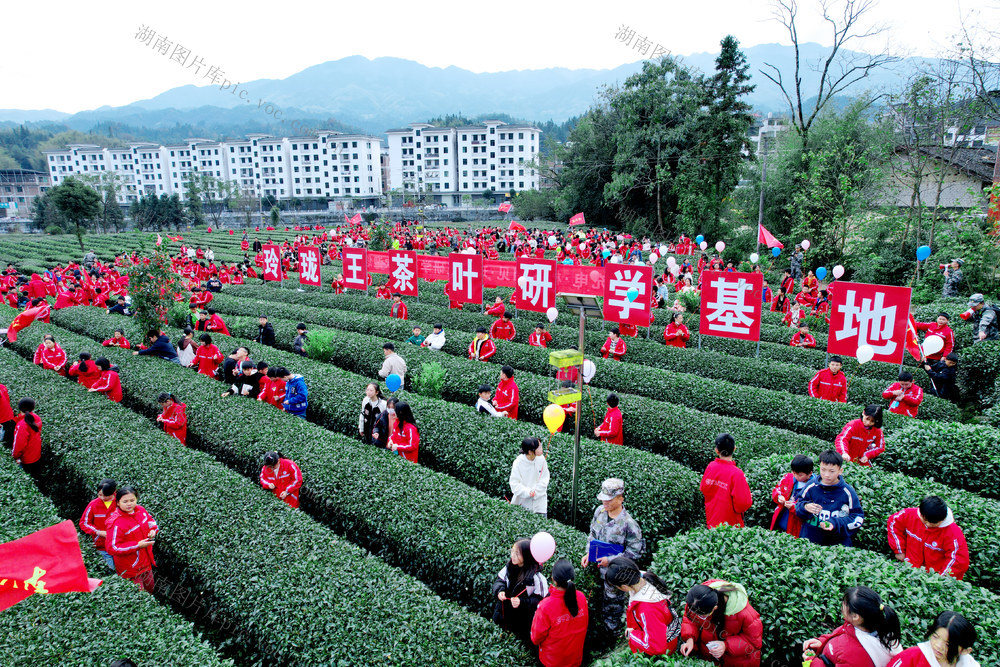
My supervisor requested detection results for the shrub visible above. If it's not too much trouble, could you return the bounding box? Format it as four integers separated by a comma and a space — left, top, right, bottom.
0, 346, 530, 666
956, 341, 1000, 406
411, 361, 446, 399
0, 454, 231, 666
592, 649, 714, 667
44, 224, 64, 235
650, 526, 1000, 666
743, 454, 1000, 590
302, 328, 336, 361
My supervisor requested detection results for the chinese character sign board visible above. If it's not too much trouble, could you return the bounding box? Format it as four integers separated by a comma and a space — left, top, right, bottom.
297, 246, 321, 286
261, 244, 282, 282
516, 258, 556, 313
828, 282, 912, 364
603, 265, 652, 326
698, 271, 763, 340
387, 250, 418, 296
342, 248, 368, 291
448, 253, 483, 305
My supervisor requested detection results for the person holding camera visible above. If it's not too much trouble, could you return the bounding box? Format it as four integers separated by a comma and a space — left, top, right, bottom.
941, 259, 963, 297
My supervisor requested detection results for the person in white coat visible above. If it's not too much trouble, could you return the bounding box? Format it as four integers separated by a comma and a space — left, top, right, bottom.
510, 437, 550, 518
421, 324, 446, 351
358, 382, 387, 445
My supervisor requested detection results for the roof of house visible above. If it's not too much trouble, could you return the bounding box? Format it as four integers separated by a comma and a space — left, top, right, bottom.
917, 145, 997, 182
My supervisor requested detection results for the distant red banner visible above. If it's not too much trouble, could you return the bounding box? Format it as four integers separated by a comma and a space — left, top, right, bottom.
387, 250, 419, 296
297, 246, 322, 287
556, 265, 604, 296
417, 255, 449, 282
342, 248, 368, 290
484, 260, 517, 288
367, 251, 390, 274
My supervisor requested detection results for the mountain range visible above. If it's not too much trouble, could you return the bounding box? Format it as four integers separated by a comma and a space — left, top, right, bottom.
2, 43, 933, 139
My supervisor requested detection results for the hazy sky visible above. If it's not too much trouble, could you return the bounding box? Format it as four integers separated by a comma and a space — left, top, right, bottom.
5, 0, 995, 112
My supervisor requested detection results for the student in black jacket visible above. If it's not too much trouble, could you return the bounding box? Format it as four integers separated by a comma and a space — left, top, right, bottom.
221, 360, 262, 399
132, 330, 180, 364
923, 352, 959, 400
256, 316, 276, 347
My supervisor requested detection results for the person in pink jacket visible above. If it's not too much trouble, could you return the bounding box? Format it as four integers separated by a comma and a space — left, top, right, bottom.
889, 611, 979, 667
802, 586, 901, 666
882, 372, 923, 418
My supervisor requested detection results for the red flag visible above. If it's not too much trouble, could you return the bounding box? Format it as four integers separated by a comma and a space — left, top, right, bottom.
156, 233, 162, 247
6, 306, 46, 343
344, 213, 351, 224
508, 221, 526, 233
0, 521, 102, 611
569, 212, 586, 227
349, 213, 363, 225
498, 202, 512, 213
757, 223, 784, 249
905, 313, 923, 361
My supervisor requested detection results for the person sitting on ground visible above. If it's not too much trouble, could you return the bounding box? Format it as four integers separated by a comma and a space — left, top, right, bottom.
888, 495, 969, 581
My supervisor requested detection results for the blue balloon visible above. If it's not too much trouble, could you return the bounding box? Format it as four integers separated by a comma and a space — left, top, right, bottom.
772, 247, 781, 257
816, 266, 828, 280
563, 259, 573, 265
386, 373, 402, 392
695, 235, 705, 244
602, 250, 611, 258
916, 245, 932, 261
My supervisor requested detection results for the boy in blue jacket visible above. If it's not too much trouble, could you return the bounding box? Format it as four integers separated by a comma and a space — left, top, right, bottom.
279, 367, 308, 418
795, 449, 864, 547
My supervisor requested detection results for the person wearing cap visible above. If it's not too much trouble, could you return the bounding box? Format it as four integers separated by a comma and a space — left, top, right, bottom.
422, 324, 446, 351
942, 259, 963, 297
923, 353, 959, 400
255, 315, 276, 347
581, 478, 645, 636
882, 371, 924, 418
914, 312, 954, 361
965, 294, 1000, 343
379, 342, 407, 380
221, 360, 262, 399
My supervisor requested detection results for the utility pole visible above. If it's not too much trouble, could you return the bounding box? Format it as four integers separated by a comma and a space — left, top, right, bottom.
755, 135, 768, 254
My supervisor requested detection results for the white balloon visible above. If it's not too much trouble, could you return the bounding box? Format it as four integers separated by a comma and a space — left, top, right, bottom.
582, 359, 596, 384
546, 307, 558, 323
610, 256, 622, 264
666, 256, 677, 267
578, 232, 586, 240
659, 245, 668, 255
856, 344, 875, 365
715, 241, 726, 253
749, 253, 760, 264
649, 253, 659, 263
699, 241, 708, 250
801, 239, 811, 250
548, 235, 558, 247
923, 335, 945, 356
643, 242, 651, 251
832, 265, 845, 279
517, 275, 528, 290
670, 265, 680, 276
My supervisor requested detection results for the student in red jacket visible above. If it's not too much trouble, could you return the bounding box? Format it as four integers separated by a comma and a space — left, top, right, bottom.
802, 586, 901, 666
106, 485, 158, 592
469, 327, 497, 361
888, 496, 969, 580
663, 313, 691, 348
835, 405, 884, 466
205, 308, 230, 336
680, 579, 763, 666
914, 312, 955, 361
594, 393, 624, 445
770, 289, 791, 314
156, 392, 187, 446
79, 478, 118, 570
494, 366, 519, 419
490, 312, 517, 341
375, 283, 392, 300
883, 371, 923, 418
0, 381, 14, 451
529, 324, 553, 348
809, 356, 848, 402
700, 434, 753, 528
769, 454, 814, 537
601, 327, 627, 361
12, 398, 42, 472
531, 559, 589, 667
102, 329, 131, 349
68, 352, 102, 388
34, 334, 67, 375
89, 358, 123, 402
605, 557, 681, 656
259, 451, 303, 508
889, 611, 978, 667
486, 297, 506, 318
790, 324, 817, 348
193, 333, 223, 377
388, 402, 420, 463
390, 293, 408, 320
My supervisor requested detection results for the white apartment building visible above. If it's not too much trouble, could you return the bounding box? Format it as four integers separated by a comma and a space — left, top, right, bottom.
43, 131, 384, 207
386, 120, 540, 205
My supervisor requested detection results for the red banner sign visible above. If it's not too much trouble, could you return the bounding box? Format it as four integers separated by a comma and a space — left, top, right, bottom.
698, 271, 763, 341
484, 260, 518, 288
555, 265, 604, 296
367, 251, 391, 274
387, 250, 418, 296
261, 244, 282, 282
602, 265, 653, 326
297, 246, 322, 287
828, 282, 912, 364
342, 248, 368, 291
516, 258, 557, 313
448, 253, 483, 305
417, 255, 450, 282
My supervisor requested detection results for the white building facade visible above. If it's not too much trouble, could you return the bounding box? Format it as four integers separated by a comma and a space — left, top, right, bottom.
43, 131, 384, 206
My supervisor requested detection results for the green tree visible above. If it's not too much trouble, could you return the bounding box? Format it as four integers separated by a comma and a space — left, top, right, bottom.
553, 106, 619, 226
184, 175, 206, 226
269, 205, 280, 227
78, 172, 128, 233
123, 249, 187, 334
368, 223, 390, 251
48, 177, 100, 250
29, 189, 69, 232
512, 189, 556, 221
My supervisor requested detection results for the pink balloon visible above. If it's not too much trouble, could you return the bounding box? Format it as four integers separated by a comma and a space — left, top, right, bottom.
832, 265, 845, 279
530, 531, 556, 564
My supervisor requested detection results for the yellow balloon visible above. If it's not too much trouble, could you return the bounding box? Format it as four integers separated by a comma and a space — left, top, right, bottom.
543, 404, 565, 434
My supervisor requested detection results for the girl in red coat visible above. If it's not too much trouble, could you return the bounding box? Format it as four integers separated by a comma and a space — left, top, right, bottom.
680, 580, 763, 666
802, 586, 901, 667
605, 557, 681, 656
889, 611, 979, 667
835, 405, 885, 466
259, 451, 303, 508
156, 392, 187, 446
89, 358, 123, 402
388, 401, 420, 463
79, 478, 118, 570
106, 485, 158, 592
663, 313, 691, 348
12, 398, 42, 472
69, 352, 102, 388
531, 559, 589, 667
0, 381, 14, 451
194, 334, 223, 377
34, 334, 67, 375
102, 328, 131, 349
